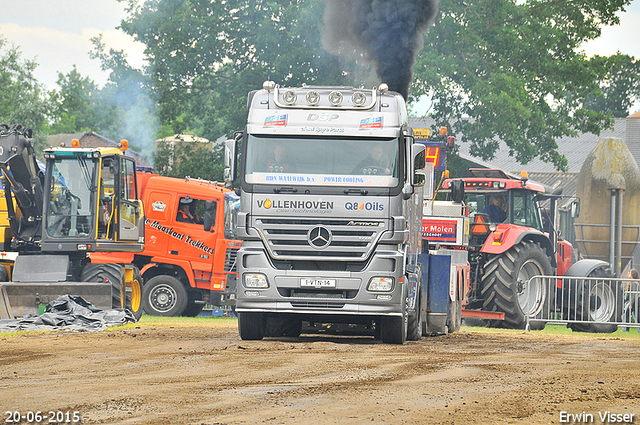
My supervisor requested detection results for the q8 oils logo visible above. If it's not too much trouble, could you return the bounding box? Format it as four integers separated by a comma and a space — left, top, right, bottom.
345, 201, 384, 212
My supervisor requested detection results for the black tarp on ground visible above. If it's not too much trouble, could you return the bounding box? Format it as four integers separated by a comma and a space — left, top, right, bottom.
0, 295, 137, 332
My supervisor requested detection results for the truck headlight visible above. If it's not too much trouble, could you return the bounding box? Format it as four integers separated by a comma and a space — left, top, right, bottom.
244, 273, 269, 288
367, 277, 393, 292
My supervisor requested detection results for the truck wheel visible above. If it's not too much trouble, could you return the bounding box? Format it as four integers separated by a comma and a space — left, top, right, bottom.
448, 297, 462, 333
183, 291, 205, 317
266, 315, 302, 337
0, 264, 8, 282
142, 275, 188, 316
127, 267, 144, 321
406, 287, 422, 341
481, 240, 552, 330
238, 312, 265, 340
81, 263, 126, 310
381, 286, 408, 344
568, 266, 620, 333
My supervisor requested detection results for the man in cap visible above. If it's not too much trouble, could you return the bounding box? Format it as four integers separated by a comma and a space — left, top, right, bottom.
177, 196, 201, 224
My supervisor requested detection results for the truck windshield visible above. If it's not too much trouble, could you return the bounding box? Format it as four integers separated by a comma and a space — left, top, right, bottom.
46, 158, 95, 238
244, 135, 400, 187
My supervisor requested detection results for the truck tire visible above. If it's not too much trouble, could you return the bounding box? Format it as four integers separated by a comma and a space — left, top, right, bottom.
448, 297, 462, 333
183, 290, 205, 317
238, 312, 265, 340
568, 266, 620, 333
142, 275, 188, 316
381, 286, 408, 344
0, 264, 8, 282
80, 264, 142, 320
128, 267, 144, 321
265, 315, 302, 338
481, 240, 552, 330
406, 287, 422, 341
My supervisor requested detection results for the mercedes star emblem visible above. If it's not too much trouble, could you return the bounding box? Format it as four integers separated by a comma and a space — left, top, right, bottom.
307, 225, 332, 249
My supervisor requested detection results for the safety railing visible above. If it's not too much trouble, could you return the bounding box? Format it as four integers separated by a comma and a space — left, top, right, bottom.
524, 275, 640, 332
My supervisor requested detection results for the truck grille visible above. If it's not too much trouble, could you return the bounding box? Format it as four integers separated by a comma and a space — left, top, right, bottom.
254, 218, 387, 260
224, 248, 239, 272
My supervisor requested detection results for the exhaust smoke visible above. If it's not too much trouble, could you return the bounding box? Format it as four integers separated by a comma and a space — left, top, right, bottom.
322, 0, 439, 99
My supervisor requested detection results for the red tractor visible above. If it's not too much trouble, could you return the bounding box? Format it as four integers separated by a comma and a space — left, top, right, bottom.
442, 168, 614, 331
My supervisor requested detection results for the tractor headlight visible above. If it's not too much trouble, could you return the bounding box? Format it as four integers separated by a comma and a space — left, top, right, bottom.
367, 277, 393, 292
244, 273, 269, 288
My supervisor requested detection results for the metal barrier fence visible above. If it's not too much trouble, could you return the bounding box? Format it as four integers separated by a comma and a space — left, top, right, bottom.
525, 275, 640, 332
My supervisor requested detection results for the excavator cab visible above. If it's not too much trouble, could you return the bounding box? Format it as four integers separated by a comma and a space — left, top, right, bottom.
0, 125, 145, 318
40, 148, 145, 253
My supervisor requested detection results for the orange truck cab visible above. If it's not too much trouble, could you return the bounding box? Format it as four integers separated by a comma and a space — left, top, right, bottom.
91, 171, 241, 316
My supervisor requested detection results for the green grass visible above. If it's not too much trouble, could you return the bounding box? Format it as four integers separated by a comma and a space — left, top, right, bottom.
122, 314, 237, 329
462, 323, 640, 339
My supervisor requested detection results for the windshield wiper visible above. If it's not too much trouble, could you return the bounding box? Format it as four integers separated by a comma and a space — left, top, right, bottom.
273, 187, 298, 194
343, 188, 368, 195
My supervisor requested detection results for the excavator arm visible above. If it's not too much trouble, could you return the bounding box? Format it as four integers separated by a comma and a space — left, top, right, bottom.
0, 124, 45, 247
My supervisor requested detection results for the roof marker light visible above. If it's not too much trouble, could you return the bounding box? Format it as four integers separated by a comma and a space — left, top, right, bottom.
328, 91, 343, 106
283, 90, 297, 105
352, 91, 367, 106
306, 90, 320, 105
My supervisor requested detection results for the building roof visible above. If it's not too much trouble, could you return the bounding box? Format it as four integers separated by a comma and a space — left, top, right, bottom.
408, 116, 629, 174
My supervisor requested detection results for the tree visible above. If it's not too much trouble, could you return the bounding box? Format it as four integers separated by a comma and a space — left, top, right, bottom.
119, 0, 348, 138
47, 65, 102, 134
411, 0, 634, 171
0, 36, 49, 149
584, 54, 640, 118
153, 140, 224, 182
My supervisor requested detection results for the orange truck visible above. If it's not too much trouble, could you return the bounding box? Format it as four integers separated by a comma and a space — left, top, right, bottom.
91, 170, 241, 316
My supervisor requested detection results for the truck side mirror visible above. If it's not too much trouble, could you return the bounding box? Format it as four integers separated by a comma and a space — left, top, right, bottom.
450, 179, 465, 203
571, 201, 580, 218
224, 139, 236, 184
410, 144, 426, 187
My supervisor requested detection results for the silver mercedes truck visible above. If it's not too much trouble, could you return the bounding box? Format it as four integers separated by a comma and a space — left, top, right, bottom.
225, 81, 431, 343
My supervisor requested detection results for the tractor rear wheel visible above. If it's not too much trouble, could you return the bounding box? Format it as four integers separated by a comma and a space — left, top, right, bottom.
481, 240, 552, 330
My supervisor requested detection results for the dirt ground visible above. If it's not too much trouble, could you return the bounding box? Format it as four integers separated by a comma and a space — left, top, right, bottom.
1, 320, 639, 425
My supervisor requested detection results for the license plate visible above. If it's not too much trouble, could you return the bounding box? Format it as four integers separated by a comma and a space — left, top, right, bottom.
300, 278, 336, 288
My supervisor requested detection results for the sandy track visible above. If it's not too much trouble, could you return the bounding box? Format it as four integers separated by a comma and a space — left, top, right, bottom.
1, 321, 639, 424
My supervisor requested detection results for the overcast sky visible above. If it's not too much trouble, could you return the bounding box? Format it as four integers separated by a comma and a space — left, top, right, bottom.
1, 0, 639, 111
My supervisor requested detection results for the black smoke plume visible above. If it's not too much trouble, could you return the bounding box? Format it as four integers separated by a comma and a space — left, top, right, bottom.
322, 0, 438, 100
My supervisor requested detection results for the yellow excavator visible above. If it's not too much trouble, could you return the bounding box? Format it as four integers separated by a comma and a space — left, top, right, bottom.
0, 124, 145, 319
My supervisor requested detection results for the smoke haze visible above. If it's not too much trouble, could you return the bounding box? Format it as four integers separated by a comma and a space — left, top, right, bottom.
322, 0, 439, 99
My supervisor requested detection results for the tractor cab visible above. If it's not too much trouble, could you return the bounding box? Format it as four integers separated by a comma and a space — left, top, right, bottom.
443, 169, 547, 246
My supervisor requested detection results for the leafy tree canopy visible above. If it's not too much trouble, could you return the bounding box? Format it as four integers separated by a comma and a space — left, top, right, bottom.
412, 0, 637, 171
119, 0, 349, 138
0, 36, 48, 150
